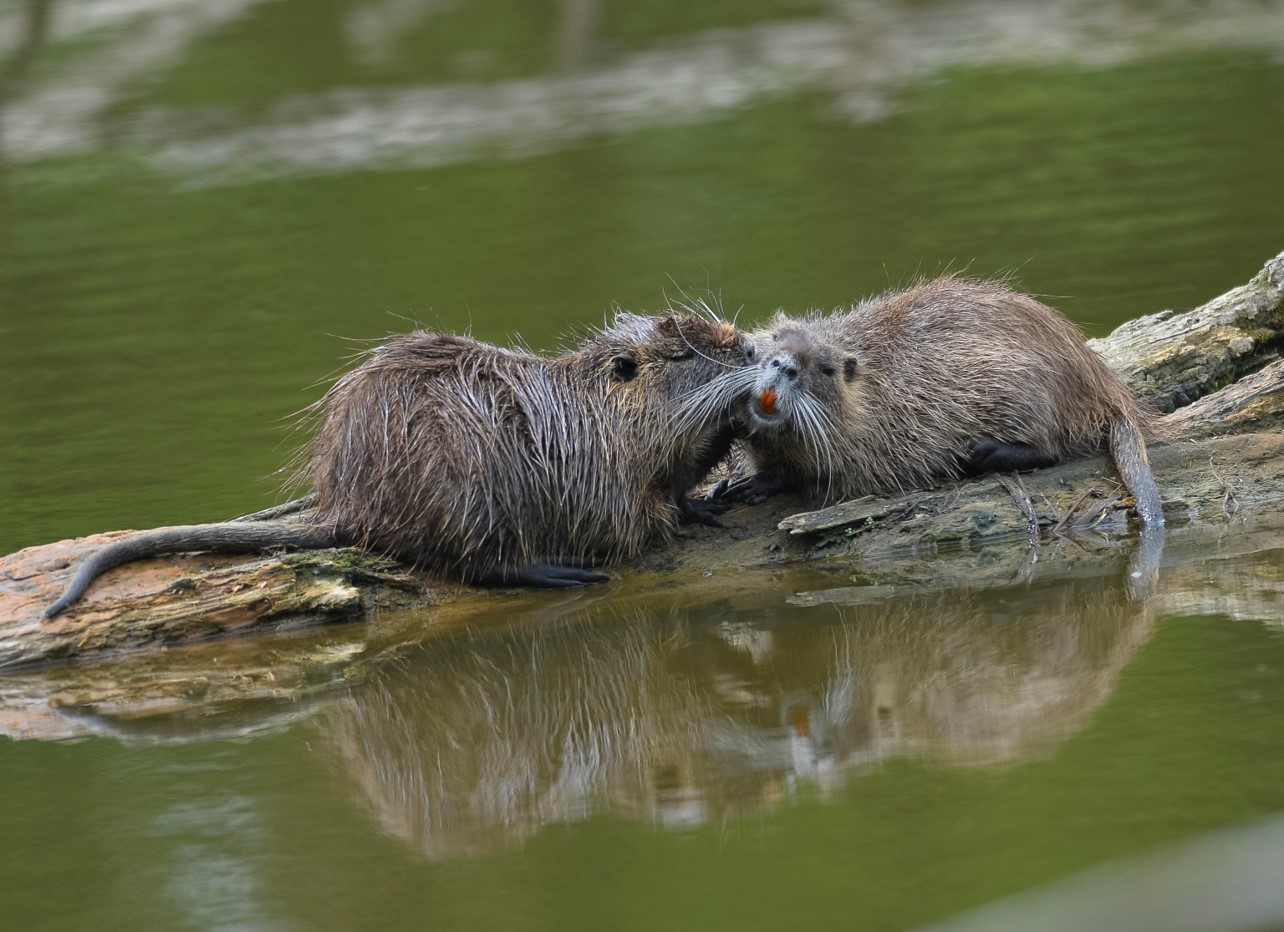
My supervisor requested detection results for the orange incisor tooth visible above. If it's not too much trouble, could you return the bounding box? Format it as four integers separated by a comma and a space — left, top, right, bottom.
758, 388, 777, 415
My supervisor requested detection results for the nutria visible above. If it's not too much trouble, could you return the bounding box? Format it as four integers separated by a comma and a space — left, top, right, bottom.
44, 312, 753, 618
708, 277, 1165, 527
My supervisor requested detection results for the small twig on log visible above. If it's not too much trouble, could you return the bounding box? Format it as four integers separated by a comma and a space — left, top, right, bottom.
229, 494, 317, 523
1205, 457, 1240, 515
1049, 485, 1124, 536
995, 473, 1038, 532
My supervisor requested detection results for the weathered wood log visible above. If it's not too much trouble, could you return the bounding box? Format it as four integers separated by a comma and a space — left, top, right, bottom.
0, 533, 438, 669
1165, 359, 1284, 437
1, 250, 1281, 676
7, 506, 1284, 743
1089, 252, 1284, 409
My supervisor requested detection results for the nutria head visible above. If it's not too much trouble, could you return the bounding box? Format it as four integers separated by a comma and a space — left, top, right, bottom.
578, 311, 757, 441
744, 314, 859, 436
586, 312, 750, 384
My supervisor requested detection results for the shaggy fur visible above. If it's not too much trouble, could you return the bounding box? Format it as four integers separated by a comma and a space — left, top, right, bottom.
306, 313, 752, 581
711, 277, 1165, 526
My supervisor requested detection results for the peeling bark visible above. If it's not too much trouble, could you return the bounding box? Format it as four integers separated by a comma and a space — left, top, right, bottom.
1089, 251, 1284, 410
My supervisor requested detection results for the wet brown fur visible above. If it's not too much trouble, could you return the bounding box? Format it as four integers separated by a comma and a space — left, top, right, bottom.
720, 277, 1165, 525
303, 312, 751, 581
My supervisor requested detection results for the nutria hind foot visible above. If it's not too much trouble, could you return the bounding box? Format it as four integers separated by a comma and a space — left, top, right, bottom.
705, 470, 786, 505
961, 437, 1059, 477
474, 560, 611, 589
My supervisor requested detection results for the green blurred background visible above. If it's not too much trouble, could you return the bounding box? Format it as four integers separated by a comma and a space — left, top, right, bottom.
3, 0, 1281, 552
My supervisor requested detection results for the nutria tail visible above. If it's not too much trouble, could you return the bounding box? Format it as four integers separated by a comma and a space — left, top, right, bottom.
1109, 417, 1165, 529
43, 523, 340, 619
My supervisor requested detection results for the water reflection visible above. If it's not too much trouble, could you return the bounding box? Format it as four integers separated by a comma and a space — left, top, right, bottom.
3, 0, 1284, 183
0, 0, 50, 255
928, 812, 1284, 931
152, 794, 281, 931
328, 574, 1154, 859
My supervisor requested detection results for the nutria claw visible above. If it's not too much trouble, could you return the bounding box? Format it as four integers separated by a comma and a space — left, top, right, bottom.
678, 496, 730, 528
706, 471, 784, 506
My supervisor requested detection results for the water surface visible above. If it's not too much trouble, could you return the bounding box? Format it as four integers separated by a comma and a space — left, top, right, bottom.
2, 1, 1284, 929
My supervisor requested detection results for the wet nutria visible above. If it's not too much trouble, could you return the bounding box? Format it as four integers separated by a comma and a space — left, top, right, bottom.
44, 312, 754, 618
708, 277, 1165, 527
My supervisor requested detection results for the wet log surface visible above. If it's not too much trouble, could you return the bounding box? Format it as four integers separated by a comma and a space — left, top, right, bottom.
1, 251, 1282, 682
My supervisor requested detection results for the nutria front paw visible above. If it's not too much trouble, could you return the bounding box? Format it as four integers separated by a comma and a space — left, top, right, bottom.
678, 496, 729, 528
705, 471, 785, 505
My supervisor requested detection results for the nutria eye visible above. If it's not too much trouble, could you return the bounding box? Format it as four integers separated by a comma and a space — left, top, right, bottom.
843, 358, 858, 381
820, 364, 836, 377
611, 354, 639, 382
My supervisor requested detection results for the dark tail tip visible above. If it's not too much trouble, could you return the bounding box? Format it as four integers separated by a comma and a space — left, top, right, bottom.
44, 577, 90, 618
43, 597, 71, 620
43, 563, 98, 619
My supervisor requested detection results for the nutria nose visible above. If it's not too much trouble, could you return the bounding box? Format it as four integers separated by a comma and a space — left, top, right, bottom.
769, 356, 800, 380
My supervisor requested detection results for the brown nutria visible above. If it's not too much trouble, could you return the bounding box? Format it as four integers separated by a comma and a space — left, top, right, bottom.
708, 276, 1165, 528
44, 312, 754, 618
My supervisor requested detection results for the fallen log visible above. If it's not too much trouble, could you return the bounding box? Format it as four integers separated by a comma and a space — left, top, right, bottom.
1089, 253, 1283, 410
6, 508, 1284, 743
1, 250, 1282, 673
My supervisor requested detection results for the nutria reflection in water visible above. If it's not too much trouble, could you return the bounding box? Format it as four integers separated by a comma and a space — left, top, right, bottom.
325, 576, 1154, 860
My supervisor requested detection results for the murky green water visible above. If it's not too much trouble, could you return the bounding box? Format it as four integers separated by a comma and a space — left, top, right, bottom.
3, 1, 1284, 929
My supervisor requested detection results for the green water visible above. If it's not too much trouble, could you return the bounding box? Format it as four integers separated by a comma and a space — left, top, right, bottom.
3, 1, 1284, 928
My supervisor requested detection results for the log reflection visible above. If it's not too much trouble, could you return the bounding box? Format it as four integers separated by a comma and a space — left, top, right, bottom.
0, 0, 51, 258
328, 575, 1153, 860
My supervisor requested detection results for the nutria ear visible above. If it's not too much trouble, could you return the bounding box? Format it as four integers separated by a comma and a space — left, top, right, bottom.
653, 315, 699, 359
655, 316, 682, 338
607, 312, 656, 342
843, 358, 858, 381
611, 354, 640, 382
